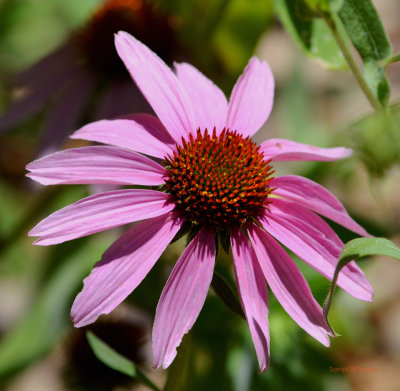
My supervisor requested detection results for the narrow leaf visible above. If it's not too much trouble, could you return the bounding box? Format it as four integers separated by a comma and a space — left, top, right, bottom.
274, 0, 348, 69
338, 0, 392, 105
338, 0, 391, 63
86, 332, 160, 391
211, 271, 245, 319
323, 238, 400, 331
86, 331, 136, 377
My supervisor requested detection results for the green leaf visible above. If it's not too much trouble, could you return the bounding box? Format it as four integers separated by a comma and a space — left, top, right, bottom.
274, 0, 347, 69
87, 332, 160, 391
339, 237, 400, 261
211, 271, 245, 319
86, 331, 136, 377
338, 0, 392, 105
338, 1, 391, 63
323, 238, 400, 332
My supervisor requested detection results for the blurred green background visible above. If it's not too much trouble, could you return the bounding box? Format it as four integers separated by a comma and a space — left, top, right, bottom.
0, 0, 399, 390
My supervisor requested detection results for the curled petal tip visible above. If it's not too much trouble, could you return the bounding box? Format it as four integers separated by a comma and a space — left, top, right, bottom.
342, 147, 354, 157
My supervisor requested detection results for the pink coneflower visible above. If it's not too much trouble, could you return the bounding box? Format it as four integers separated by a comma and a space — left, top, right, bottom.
0, 0, 177, 156
27, 32, 373, 372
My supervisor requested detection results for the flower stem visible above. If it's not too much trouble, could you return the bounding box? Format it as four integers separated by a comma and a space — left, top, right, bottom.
323, 13, 382, 111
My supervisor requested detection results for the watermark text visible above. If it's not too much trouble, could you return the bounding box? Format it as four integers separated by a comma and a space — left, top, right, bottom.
329, 366, 379, 373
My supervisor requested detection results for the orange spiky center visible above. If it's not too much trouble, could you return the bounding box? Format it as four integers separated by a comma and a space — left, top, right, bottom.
76, 0, 175, 76
164, 129, 274, 229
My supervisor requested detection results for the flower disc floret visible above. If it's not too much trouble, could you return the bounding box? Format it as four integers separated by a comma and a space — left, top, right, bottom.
164, 128, 274, 228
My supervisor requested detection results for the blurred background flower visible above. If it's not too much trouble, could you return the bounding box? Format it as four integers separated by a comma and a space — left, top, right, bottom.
0, 0, 181, 157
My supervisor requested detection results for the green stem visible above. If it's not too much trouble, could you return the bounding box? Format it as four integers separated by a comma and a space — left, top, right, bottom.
387, 53, 400, 65
377, 53, 400, 67
323, 13, 382, 111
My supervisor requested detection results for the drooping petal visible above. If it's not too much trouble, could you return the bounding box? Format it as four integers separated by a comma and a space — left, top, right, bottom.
226, 57, 274, 138
38, 69, 95, 156
71, 113, 175, 159
115, 31, 196, 144
29, 190, 174, 245
262, 199, 374, 301
153, 228, 215, 369
26, 146, 166, 186
71, 213, 183, 327
175, 62, 228, 135
248, 224, 333, 346
231, 228, 270, 372
260, 139, 353, 161
270, 175, 370, 236
13, 41, 77, 87
0, 63, 80, 134
93, 79, 153, 120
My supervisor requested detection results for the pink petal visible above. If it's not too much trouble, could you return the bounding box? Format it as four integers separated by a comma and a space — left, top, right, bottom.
93, 79, 153, 120
174, 62, 228, 135
71, 113, 175, 159
26, 146, 166, 186
260, 139, 353, 161
38, 69, 95, 156
71, 213, 183, 327
226, 57, 274, 137
262, 199, 374, 301
152, 228, 215, 369
270, 175, 370, 236
29, 189, 174, 245
115, 32, 196, 144
231, 228, 270, 372
248, 224, 333, 346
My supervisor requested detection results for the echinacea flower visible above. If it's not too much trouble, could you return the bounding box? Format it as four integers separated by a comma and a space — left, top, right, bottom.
0, 0, 178, 156
27, 31, 374, 372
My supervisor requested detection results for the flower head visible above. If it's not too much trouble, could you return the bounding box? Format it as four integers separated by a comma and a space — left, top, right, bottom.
164, 128, 274, 228
27, 31, 373, 371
